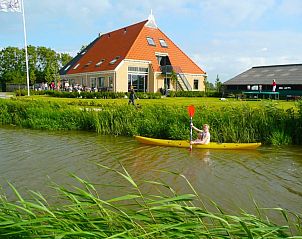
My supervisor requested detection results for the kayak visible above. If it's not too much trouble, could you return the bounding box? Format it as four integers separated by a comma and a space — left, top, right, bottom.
135, 136, 261, 150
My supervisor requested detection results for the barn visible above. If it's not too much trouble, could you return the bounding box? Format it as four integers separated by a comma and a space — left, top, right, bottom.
223, 64, 302, 99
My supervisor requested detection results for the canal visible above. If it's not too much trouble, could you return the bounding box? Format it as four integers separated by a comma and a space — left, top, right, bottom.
0, 126, 301, 220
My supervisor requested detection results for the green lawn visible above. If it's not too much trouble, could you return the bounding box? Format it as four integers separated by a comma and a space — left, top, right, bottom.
22, 95, 299, 110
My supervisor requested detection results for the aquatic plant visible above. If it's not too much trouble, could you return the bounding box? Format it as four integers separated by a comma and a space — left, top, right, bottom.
0, 98, 301, 145
0, 166, 301, 238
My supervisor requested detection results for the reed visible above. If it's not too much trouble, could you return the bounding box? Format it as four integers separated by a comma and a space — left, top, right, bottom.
0, 98, 302, 144
0, 165, 301, 238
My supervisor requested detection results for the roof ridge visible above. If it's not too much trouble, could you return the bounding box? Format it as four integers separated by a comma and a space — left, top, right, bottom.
101, 20, 148, 36
253, 63, 302, 68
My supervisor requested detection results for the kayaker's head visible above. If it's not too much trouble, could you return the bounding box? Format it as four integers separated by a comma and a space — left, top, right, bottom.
203, 124, 209, 132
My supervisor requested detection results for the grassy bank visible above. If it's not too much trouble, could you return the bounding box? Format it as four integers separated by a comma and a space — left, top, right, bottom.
0, 166, 301, 238
0, 98, 302, 144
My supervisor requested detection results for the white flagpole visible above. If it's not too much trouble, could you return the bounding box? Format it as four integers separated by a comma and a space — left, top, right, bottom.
21, 0, 30, 96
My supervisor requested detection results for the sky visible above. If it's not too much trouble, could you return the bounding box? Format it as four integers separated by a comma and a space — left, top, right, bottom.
1, 0, 302, 83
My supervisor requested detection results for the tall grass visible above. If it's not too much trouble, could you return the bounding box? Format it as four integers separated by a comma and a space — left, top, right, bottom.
0, 165, 301, 238
0, 98, 302, 144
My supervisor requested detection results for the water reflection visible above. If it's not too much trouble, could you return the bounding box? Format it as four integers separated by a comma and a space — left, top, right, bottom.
0, 126, 301, 218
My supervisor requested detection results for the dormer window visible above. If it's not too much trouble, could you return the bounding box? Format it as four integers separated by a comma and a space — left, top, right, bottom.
73, 63, 80, 69
159, 39, 168, 48
95, 59, 105, 67
146, 37, 156, 46
109, 56, 120, 64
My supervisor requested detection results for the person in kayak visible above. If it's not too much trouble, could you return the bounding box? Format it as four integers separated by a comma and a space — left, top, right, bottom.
190, 123, 210, 145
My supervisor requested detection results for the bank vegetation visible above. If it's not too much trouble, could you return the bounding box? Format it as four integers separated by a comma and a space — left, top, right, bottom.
0, 98, 302, 145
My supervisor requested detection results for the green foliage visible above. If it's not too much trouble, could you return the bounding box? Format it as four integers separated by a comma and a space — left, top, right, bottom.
0, 168, 300, 238
0, 98, 302, 145
169, 91, 206, 97
0, 46, 72, 86
15, 90, 162, 99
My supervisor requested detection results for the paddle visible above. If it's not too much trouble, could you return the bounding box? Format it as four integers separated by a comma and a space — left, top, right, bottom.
188, 105, 195, 151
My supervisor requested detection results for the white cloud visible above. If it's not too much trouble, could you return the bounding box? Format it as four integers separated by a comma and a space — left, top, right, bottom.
200, 0, 276, 26
278, 0, 302, 16
2, 0, 301, 85
191, 28, 302, 83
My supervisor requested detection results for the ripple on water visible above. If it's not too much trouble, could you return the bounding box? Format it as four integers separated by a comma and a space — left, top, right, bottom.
0, 127, 301, 217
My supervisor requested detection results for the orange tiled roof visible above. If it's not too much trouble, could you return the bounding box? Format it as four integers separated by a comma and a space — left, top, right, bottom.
66, 20, 147, 75
63, 20, 205, 75
126, 26, 205, 74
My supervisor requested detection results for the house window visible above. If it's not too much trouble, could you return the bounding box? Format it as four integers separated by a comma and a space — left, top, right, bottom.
193, 79, 199, 90
98, 77, 105, 88
108, 76, 113, 88
251, 85, 259, 91
96, 59, 105, 67
159, 39, 168, 48
146, 37, 156, 46
139, 67, 148, 72
109, 56, 120, 64
128, 67, 139, 72
128, 67, 148, 73
73, 63, 80, 69
128, 66, 149, 92
128, 75, 148, 92
84, 61, 92, 67
90, 77, 97, 88
164, 78, 170, 89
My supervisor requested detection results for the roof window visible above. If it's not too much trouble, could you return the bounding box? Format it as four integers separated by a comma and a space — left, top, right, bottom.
159, 39, 168, 48
84, 61, 92, 67
109, 56, 120, 65
73, 63, 80, 69
64, 65, 71, 71
147, 37, 156, 46
81, 50, 87, 55
95, 59, 105, 67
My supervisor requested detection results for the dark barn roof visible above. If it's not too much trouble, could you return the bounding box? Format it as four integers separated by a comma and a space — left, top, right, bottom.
224, 64, 302, 85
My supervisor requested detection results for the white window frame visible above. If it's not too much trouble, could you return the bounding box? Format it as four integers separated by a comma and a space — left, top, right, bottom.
73, 63, 80, 69
146, 37, 156, 46
159, 39, 168, 48
109, 56, 120, 65
96, 59, 105, 66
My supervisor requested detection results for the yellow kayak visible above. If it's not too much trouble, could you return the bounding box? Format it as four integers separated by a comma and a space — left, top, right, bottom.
135, 136, 261, 150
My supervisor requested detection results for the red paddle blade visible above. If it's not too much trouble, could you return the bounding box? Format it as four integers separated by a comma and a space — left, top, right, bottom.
188, 105, 195, 117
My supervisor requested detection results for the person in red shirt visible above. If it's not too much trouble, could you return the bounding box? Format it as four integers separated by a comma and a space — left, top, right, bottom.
272, 79, 277, 92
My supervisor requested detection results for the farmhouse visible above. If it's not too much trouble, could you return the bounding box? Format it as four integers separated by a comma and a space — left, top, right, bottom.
59, 13, 206, 93
223, 64, 302, 98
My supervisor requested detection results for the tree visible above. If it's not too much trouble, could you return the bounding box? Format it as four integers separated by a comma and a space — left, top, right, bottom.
0, 46, 72, 90
215, 74, 222, 93
0, 47, 25, 89
59, 53, 72, 68
203, 76, 215, 95
27, 45, 37, 85
170, 70, 178, 91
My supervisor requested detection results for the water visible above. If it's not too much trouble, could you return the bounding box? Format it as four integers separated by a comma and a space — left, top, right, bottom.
0, 126, 301, 218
